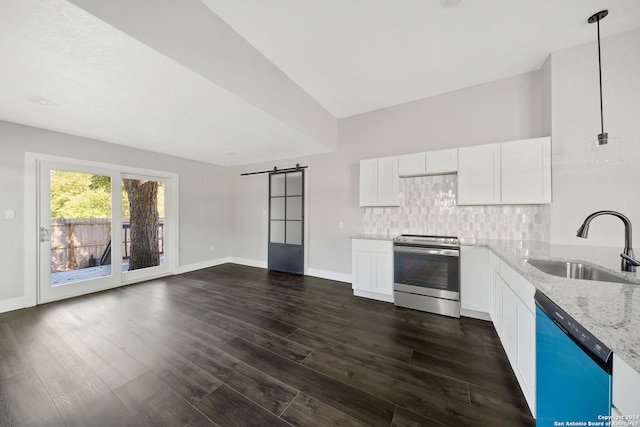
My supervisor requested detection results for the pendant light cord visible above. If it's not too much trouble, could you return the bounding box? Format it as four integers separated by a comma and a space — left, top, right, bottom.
596, 18, 605, 139
589, 9, 608, 144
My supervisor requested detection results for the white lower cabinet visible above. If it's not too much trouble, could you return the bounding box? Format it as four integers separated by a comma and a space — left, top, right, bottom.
489, 251, 503, 333
501, 279, 518, 357
613, 354, 640, 419
490, 253, 536, 416
351, 239, 394, 302
516, 294, 536, 408
460, 246, 491, 320
463, 246, 535, 415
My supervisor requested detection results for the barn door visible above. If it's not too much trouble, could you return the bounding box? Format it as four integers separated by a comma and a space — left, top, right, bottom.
268, 169, 304, 274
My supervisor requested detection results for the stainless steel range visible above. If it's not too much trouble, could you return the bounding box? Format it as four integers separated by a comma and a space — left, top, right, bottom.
393, 234, 460, 318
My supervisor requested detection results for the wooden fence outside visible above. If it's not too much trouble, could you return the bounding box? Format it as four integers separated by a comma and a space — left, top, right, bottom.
49, 218, 164, 272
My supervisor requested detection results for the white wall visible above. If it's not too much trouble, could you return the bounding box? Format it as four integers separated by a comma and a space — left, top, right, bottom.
549, 29, 640, 247
0, 120, 230, 310
228, 71, 543, 279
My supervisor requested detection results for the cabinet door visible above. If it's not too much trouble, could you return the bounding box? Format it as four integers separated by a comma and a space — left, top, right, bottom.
352, 250, 372, 292
351, 239, 394, 302
398, 153, 426, 177
517, 301, 536, 406
372, 252, 393, 295
488, 251, 501, 323
376, 156, 399, 206
457, 144, 501, 205
501, 137, 551, 204
613, 354, 640, 416
501, 283, 518, 358
426, 148, 458, 174
359, 159, 378, 207
492, 270, 505, 338
460, 246, 490, 314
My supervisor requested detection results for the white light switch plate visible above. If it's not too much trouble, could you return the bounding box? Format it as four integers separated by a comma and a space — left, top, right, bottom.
5, 210, 15, 219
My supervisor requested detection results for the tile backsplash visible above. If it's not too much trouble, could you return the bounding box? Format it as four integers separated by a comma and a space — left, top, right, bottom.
363, 174, 550, 241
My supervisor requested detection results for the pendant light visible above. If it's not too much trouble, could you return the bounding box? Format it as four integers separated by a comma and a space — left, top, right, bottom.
588, 10, 609, 145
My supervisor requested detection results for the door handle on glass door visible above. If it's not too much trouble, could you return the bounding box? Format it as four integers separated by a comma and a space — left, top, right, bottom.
39, 227, 50, 242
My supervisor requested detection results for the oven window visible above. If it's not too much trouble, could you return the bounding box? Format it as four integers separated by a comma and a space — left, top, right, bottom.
394, 252, 459, 292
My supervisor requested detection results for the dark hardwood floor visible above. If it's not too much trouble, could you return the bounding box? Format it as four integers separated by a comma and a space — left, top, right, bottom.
0, 264, 535, 426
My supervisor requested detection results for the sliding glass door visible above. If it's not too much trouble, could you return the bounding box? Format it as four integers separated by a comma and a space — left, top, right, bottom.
38, 162, 121, 302
120, 173, 170, 283
37, 159, 175, 303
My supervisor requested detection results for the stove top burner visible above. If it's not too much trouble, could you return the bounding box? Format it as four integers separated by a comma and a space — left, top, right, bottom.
393, 234, 460, 248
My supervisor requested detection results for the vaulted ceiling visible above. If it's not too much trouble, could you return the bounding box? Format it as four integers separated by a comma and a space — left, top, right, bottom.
1, 0, 639, 166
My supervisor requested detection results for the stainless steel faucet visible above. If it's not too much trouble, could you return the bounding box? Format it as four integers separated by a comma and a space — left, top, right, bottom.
577, 210, 640, 272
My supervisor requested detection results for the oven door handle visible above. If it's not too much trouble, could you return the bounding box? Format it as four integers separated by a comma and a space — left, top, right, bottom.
393, 246, 459, 257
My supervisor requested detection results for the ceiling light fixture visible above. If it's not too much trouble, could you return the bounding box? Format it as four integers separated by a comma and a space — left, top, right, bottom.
440, 0, 462, 8
588, 9, 609, 146
26, 94, 58, 106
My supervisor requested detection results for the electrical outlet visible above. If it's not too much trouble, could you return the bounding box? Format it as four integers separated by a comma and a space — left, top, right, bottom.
5, 210, 15, 220
339, 221, 344, 229
210, 245, 215, 252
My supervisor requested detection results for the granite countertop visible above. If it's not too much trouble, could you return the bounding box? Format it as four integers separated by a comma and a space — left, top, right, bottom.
464, 238, 640, 373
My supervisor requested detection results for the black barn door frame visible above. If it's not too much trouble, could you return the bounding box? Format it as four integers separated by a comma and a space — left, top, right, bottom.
268, 168, 305, 274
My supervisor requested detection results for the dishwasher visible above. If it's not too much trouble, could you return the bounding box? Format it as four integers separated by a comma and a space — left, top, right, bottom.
535, 290, 612, 426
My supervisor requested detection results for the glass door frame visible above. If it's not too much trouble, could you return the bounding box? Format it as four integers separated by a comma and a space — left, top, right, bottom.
120, 172, 174, 285
26, 153, 179, 305
38, 160, 122, 303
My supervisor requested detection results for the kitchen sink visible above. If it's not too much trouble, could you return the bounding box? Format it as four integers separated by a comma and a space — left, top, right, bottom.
524, 258, 636, 284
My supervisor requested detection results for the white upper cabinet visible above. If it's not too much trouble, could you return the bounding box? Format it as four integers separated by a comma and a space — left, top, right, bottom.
359, 158, 378, 206
359, 156, 399, 207
501, 137, 551, 204
457, 137, 551, 205
398, 149, 458, 177
457, 143, 501, 205
426, 149, 458, 175
376, 156, 400, 206
398, 152, 426, 177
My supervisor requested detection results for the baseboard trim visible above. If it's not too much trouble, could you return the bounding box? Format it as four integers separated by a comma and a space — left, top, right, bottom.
353, 289, 394, 303
461, 308, 492, 321
306, 268, 351, 283
228, 257, 268, 269
176, 257, 231, 274
0, 295, 36, 314
171, 258, 352, 286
